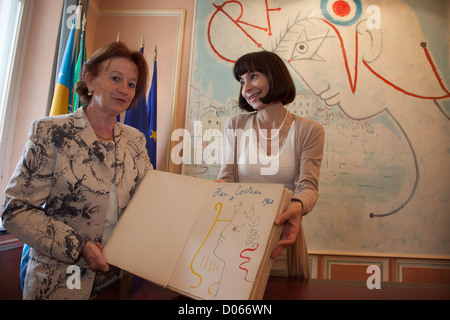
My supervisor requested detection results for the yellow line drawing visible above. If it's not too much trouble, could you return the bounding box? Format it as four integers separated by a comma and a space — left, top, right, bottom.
208, 282, 220, 296
190, 202, 230, 288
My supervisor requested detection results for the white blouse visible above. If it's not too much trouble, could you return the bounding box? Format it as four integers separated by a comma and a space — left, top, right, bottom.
237, 116, 296, 191
99, 140, 119, 246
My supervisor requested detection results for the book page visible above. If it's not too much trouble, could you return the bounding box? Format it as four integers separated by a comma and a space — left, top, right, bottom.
103, 170, 211, 287
168, 182, 286, 300
248, 188, 291, 299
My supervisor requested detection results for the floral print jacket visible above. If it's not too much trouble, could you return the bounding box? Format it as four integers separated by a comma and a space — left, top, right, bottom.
2, 107, 152, 299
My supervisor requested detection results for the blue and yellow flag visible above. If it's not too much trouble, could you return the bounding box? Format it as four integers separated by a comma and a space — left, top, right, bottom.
148, 47, 157, 169
72, 13, 86, 112
49, 3, 83, 116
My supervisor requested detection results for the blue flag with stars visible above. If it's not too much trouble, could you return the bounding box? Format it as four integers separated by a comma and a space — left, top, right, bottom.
124, 44, 151, 158
148, 51, 157, 169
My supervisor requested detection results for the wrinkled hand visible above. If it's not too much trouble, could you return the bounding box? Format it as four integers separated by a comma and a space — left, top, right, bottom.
82, 241, 109, 272
271, 201, 303, 259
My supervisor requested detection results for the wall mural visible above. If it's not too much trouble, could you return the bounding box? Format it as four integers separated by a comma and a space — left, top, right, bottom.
182, 0, 450, 257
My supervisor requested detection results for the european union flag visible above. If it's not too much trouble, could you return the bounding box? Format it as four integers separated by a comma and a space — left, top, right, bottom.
124, 43, 151, 158
148, 48, 157, 169
124, 94, 151, 156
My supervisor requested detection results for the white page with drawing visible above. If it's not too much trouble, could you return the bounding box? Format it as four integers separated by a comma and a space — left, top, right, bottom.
168, 182, 286, 300
103, 170, 212, 287
103, 170, 287, 299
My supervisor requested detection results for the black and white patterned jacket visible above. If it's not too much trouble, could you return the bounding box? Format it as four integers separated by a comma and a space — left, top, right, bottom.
2, 106, 152, 299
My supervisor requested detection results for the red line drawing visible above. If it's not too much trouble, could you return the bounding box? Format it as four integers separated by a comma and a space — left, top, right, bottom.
265, 0, 281, 36
362, 46, 450, 100
208, 0, 281, 63
238, 243, 259, 283
323, 18, 450, 99
322, 19, 359, 94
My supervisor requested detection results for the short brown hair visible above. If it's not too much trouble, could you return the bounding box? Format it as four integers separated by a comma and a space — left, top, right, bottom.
75, 41, 149, 109
233, 51, 296, 112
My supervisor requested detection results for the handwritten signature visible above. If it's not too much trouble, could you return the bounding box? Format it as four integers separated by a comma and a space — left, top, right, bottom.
212, 185, 274, 205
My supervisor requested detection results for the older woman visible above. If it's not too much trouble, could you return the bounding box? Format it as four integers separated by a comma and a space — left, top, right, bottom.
217, 51, 325, 279
2, 42, 152, 299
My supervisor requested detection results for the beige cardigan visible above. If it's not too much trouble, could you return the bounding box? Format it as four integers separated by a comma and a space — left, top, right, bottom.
218, 112, 324, 213
217, 112, 325, 277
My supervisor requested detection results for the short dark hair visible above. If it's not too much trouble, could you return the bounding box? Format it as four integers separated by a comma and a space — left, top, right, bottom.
75, 41, 149, 109
233, 51, 296, 112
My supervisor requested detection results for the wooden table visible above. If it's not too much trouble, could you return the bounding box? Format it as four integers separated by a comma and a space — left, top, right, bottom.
95, 274, 450, 300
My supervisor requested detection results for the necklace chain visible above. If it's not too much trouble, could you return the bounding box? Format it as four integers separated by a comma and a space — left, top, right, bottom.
94, 128, 114, 141
256, 108, 288, 141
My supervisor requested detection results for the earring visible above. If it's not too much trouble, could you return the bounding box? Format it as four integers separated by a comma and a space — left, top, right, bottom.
87, 91, 93, 96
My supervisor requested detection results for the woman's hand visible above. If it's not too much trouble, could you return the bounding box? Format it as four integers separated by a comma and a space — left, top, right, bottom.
82, 241, 110, 272
270, 200, 303, 259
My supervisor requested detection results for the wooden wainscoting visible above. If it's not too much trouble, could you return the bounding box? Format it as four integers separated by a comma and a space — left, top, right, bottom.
2, 233, 449, 299
309, 253, 450, 285
395, 259, 450, 284
0, 233, 23, 300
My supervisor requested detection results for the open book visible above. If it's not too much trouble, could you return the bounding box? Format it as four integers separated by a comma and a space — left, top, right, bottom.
103, 170, 292, 300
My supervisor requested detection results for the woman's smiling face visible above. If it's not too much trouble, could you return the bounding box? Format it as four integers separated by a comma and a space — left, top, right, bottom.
86, 57, 138, 115
240, 71, 270, 111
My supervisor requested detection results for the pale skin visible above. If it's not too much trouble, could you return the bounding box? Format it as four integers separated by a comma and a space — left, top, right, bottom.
81, 56, 139, 272
217, 71, 304, 259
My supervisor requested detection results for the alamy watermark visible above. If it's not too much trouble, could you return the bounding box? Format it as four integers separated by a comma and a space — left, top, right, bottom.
366, 265, 381, 290
366, 5, 381, 30
171, 121, 281, 176
67, 265, 81, 290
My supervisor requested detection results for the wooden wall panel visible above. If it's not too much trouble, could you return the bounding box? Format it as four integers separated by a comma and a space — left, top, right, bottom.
0, 234, 23, 300
323, 256, 388, 281
309, 254, 450, 285
396, 260, 450, 284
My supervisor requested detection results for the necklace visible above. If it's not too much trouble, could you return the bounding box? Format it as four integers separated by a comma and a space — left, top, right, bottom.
256, 108, 289, 141
94, 128, 114, 141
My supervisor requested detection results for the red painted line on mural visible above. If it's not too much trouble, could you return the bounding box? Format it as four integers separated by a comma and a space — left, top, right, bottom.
322, 19, 358, 94
423, 46, 450, 95
210, 1, 262, 53
363, 59, 450, 100
323, 18, 450, 99
208, 1, 281, 63
265, 0, 281, 36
